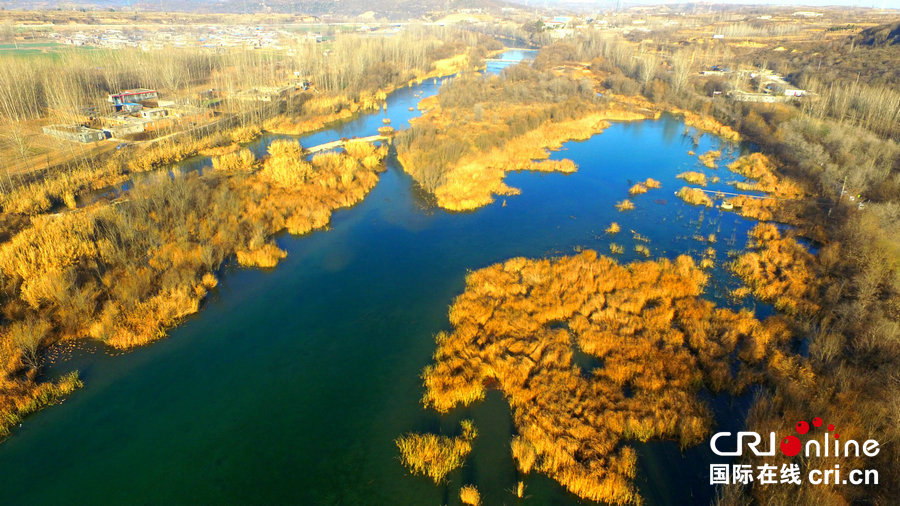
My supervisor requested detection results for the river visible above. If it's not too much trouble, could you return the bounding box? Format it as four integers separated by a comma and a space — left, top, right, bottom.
0, 49, 772, 505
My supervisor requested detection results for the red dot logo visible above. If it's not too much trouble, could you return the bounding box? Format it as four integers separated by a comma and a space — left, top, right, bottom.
828, 424, 835, 432
795, 421, 809, 435
834, 433, 840, 439
812, 417, 823, 427
780, 436, 801, 457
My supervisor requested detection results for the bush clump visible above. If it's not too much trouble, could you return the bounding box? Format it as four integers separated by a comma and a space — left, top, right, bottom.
396, 420, 478, 483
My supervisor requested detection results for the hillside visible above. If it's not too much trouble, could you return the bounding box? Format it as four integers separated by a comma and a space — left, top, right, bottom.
855, 21, 900, 46
0, 0, 512, 19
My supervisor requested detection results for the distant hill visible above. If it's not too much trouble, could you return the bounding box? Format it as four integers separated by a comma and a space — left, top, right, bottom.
0, 0, 512, 19
854, 22, 900, 47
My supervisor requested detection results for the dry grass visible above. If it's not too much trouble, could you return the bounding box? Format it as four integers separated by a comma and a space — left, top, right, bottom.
459, 484, 481, 505
732, 224, 819, 315
511, 436, 537, 473
0, 124, 256, 216
236, 243, 287, 268
230, 125, 262, 144
264, 92, 391, 136
628, 183, 648, 196
424, 114, 610, 211
212, 148, 256, 172
0, 140, 388, 418
727, 153, 803, 198
420, 251, 794, 504
676, 187, 713, 207
0, 371, 82, 438
672, 109, 741, 142
396, 420, 477, 484
724, 195, 779, 221
397, 75, 657, 211
698, 150, 721, 169
676, 171, 707, 186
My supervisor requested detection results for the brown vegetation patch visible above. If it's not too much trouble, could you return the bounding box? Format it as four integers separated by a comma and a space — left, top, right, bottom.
727, 153, 803, 198
697, 150, 721, 169
676, 171, 707, 186
421, 115, 607, 211
676, 187, 713, 207
0, 371, 82, 438
396, 68, 655, 211
628, 183, 648, 196
672, 109, 741, 142
459, 484, 481, 505
724, 195, 780, 221
420, 251, 793, 504
732, 223, 819, 315
0, 141, 387, 433
395, 420, 477, 484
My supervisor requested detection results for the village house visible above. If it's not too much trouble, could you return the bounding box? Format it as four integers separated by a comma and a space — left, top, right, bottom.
42, 124, 107, 143
108, 89, 159, 110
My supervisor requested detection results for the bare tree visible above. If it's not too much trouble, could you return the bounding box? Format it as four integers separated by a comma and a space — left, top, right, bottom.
669, 50, 693, 94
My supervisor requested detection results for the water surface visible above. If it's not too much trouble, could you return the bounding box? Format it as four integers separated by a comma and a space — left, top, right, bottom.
0, 50, 772, 505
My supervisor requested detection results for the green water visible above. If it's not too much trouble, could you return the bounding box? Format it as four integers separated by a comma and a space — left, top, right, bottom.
0, 51, 773, 505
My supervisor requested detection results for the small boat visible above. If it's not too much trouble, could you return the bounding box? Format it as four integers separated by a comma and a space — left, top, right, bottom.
720, 201, 734, 210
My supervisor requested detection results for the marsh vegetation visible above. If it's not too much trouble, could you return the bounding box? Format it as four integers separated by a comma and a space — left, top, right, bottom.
395, 419, 477, 484
0, 139, 386, 435
419, 251, 795, 504
396, 65, 654, 210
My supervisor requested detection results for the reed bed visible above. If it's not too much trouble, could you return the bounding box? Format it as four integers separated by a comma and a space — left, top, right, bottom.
459, 485, 481, 505
395, 420, 477, 483
0, 141, 387, 429
732, 224, 820, 315
697, 150, 721, 169
676, 187, 713, 207
396, 68, 656, 211
672, 109, 741, 142
420, 251, 793, 503
727, 153, 803, 198
676, 171, 707, 186
628, 183, 648, 196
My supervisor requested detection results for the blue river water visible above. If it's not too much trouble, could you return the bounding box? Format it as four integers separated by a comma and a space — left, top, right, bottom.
0, 49, 775, 505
